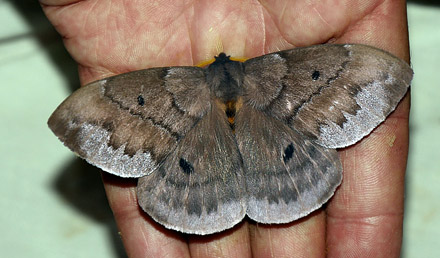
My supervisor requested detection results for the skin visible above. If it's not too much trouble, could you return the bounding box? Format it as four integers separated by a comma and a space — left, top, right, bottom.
41, 0, 410, 257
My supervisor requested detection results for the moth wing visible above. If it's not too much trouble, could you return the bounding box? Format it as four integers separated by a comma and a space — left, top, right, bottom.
137, 103, 247, 235
243, 44, 413, 148
48, 67, 211, 177
235, 104, 342, 223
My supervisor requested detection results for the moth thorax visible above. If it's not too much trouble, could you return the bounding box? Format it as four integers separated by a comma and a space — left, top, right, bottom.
207, 56, 244, 102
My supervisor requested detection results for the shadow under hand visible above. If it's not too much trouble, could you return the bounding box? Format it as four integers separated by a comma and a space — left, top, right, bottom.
9, 0, 80, 92
52, 158, 127, 258
407, 0, 440, 6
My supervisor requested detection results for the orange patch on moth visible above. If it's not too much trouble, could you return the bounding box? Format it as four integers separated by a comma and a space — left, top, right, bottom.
215, 97, 243, 133
195, 55, 248, 68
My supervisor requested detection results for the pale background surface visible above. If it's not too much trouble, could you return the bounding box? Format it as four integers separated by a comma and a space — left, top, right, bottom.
0, 1, 438, 257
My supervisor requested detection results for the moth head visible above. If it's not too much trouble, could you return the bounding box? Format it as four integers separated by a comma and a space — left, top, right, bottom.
214, 53, 232, 63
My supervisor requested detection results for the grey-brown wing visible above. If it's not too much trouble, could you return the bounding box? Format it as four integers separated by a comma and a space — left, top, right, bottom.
137, 103, 246, 234
243, 44, 413, 148
235, 104, 342, 223
48, 67, 211, 177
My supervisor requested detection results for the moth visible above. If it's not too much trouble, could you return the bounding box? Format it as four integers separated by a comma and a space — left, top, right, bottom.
48, 44, 413, 235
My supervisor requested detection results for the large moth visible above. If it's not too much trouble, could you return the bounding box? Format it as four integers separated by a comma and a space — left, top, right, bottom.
49, 44, 413, 235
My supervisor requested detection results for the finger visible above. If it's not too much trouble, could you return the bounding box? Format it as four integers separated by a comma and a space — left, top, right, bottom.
188, 222, 252, 258
326, 95, 409, 256
336, 0, 411, 61
326, 0, 410, 256
102, 174, 191, 258
249, 212, 326, 257
39, 0, 79, 6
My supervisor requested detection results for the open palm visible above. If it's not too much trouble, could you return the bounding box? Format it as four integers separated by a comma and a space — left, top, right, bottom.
42, 0, 410, 257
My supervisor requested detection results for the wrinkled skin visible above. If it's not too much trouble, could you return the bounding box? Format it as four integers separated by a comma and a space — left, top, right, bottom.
41, 0, 410, 257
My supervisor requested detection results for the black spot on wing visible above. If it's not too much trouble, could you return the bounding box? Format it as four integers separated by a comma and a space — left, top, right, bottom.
288, 61, 350, 121
137, 95, 145, 106
103, 90, 182, 141
312, 70, 320, 80
179, 158, 194, 174
283, 143, 295, 163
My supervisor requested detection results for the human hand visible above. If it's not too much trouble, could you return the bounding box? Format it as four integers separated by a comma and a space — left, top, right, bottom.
41, 0, 410, 257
